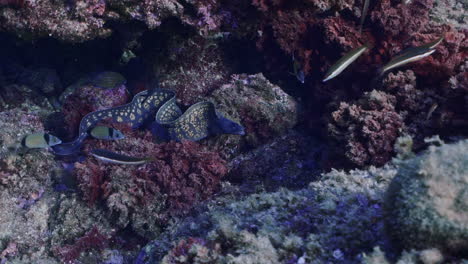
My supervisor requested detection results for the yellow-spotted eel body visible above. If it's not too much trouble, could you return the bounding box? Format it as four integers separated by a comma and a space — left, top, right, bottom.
52, 88, 244, 156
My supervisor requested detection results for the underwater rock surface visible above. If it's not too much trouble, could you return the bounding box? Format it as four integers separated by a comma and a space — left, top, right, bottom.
385, 139, 468, 253
138, 140, 468, 263
0, 0, 467, 262
210, 73, 298, 149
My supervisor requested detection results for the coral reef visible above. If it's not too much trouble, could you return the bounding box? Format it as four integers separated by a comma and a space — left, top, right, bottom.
54, 226, 110, 263
328, 90, 404, 167
248, 0, 467, 167
156, 34, 233, 106
209, 73, 298, 151
137, 162, 397, 263
0, 0, 234, 42
0, 0, 466, 262
385, 139, 468, 253
62, 83, 129, 136
0, 0, 110, 42
0, 107, 59, 263
74, 130, 228, 238
227, 131, 325, 192
137, 139, 468, 263
430, 0, 467, 29
362, 246, 445, 264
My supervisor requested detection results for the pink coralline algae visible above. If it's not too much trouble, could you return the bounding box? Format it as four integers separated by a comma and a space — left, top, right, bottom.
157, 35, 232, 106
371, 0, 468, 80
0, 0, 230, 42
75, 130, 228, 218
0, 0, 110, 42
54, 226, 110, 263
62, 84, 129, 135
329, 90, 404, 167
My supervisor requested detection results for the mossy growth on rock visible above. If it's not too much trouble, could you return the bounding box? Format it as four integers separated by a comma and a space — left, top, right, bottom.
385, 139, 468, 254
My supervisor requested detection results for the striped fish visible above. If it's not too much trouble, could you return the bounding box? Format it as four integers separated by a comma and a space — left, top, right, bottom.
90, 126, 125, 140
323, 44, 369, 82
90, 149, 153, 165
359, 0, 370, 32
21, 133, 62, 149
381, 37, 444, 74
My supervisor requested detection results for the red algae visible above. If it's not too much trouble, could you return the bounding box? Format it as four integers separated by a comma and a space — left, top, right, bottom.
54, 227, 110, 263
329, 90, 404, 167
75, 131, 228, 215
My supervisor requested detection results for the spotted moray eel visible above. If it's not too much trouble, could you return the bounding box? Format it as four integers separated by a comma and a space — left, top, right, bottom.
52, 88, 244, 155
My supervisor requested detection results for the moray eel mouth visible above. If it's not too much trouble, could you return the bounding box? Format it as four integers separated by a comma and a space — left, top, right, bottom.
52, 88, 245, 156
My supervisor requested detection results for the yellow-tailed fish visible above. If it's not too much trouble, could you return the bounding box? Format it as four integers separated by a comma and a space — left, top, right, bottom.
90, 149, 153, 165
359, 0, 370, 32
21, 133, 62, 149
90, 126, 125, 140
323, 44, 369, 82
381, 37, 444, 74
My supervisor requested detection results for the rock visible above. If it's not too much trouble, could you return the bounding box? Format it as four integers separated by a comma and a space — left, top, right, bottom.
137, 161, 396, 263
385, 140, 468, 253
208, 73, 298, 157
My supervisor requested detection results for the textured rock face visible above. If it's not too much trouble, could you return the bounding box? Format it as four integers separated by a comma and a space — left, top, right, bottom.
0, 0, 231, 42
430, 0, 467, 29
209, 73, 298, 150
138, 163, 396, 263
385, 140, 468, 253
0, 108, 58, 263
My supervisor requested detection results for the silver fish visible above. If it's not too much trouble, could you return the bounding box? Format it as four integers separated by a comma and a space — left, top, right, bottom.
323, 44, 369, 82
382, 37, 444, 74
91, 149, 153, 165
359, 0, 370, 32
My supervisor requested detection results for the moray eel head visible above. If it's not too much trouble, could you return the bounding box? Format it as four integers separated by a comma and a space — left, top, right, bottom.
212, 116, 245, 136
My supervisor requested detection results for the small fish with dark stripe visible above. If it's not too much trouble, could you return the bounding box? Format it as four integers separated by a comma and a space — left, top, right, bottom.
21, 133, 62, 149
90, 126, 125, 140
323, 44, 369, 82
381, 37, 444, 74
359, 0, 370, 32
90, 148, 153, 165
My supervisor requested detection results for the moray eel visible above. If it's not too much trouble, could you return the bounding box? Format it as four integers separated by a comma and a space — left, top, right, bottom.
52, 88, 244, 156
155, 100, 245, 141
